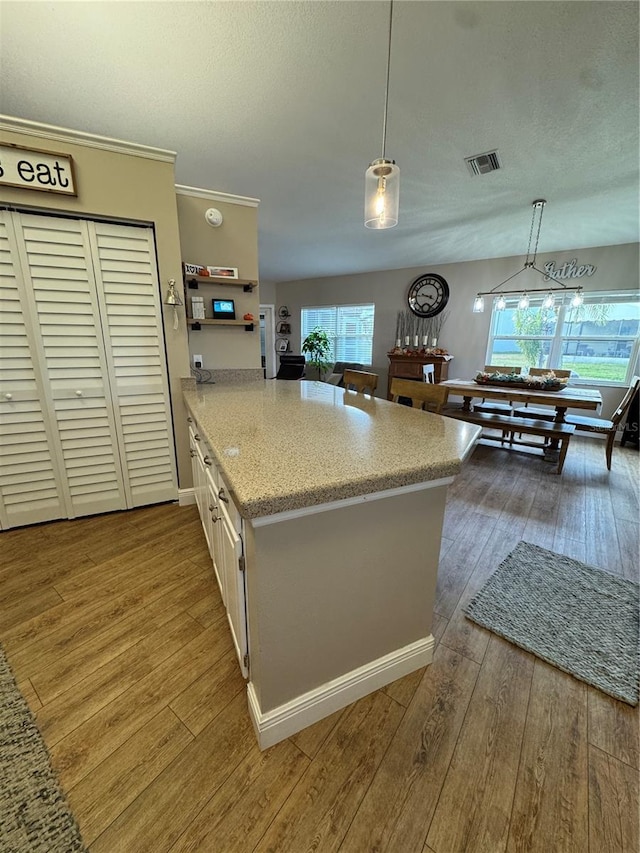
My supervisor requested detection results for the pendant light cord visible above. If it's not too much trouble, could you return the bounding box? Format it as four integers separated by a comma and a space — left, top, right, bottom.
381, 0, 394, 159
525, 200, 545, 267
531, 201, 544, 265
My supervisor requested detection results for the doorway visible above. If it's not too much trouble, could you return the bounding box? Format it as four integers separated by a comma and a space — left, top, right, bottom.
259, 305, 277, 379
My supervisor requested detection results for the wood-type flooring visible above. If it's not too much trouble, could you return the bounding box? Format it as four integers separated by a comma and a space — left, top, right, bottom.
1, 436, 638, 852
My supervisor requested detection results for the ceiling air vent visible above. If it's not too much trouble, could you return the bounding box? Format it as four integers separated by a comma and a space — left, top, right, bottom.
464, 150, 501, 176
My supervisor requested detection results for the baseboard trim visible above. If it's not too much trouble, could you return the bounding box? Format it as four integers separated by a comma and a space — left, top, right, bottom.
178, 488, 196, 506
247, 634, 435, 749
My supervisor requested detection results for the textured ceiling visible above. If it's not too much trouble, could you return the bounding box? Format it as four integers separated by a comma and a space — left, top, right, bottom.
1, 1, 638, 284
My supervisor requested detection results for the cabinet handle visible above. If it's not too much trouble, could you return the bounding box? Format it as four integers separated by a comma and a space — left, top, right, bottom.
75, 390, 83, 397
194, 433, 201, 441
189, 449, 195, 457
203, 455, 212, 466
218, 487, 229, 504
187, 416, 193, 423
4, 393, 12, 400
208, 504, 214, 512
211, 509, 220, 523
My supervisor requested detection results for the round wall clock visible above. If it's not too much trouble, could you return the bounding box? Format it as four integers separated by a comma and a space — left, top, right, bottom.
407, 273, 450, 317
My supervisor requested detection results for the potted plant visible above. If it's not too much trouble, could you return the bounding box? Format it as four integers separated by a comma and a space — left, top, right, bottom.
301, 327, 332, 381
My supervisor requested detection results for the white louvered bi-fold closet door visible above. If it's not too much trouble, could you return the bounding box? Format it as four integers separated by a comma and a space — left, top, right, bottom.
0, 212, 69, 528
89, 222, 177, 507
15, 213, 128, 518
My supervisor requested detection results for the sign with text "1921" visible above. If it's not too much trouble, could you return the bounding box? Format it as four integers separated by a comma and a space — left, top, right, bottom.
0, 143, 77, 196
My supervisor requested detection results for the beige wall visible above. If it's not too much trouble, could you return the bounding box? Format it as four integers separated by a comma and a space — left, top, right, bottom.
277, 242, 639, 418
176, 193, 261, 371
258, 280, 277, 306
0, 124, 193, 484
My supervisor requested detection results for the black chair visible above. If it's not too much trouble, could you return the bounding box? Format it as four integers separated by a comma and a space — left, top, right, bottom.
275, 354, 306, 380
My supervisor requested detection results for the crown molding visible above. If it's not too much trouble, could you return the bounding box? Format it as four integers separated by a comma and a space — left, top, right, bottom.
175, 184, 260, 208
0, 115, 176, 163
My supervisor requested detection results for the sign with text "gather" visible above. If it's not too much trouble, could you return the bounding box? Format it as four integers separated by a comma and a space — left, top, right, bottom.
0, 144, 77, 196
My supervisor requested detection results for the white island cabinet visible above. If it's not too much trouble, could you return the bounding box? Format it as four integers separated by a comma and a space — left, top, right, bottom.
188, 418, 248, 677
184, 380, 480, 749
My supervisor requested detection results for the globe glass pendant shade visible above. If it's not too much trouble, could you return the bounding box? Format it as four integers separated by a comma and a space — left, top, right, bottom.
365, 158, 400, 229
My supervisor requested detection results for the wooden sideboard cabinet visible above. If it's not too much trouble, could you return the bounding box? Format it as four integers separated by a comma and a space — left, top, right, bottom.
386, 353, 453, 399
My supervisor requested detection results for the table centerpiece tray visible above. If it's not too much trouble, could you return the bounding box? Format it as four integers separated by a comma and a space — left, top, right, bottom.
474, 373, 567, 392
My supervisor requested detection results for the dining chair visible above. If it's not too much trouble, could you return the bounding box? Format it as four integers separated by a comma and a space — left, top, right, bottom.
512, 368, 571, 420
528, 367, 572, 378
422, 364, 435, 383
473, 365, 522, 414
390, 378, 449, 413
343, 369, 378, 395
483, 365, 522, 375
564, 375, 640, 469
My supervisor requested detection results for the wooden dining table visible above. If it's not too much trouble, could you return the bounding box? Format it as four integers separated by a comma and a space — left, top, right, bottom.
440, 379, 603, 422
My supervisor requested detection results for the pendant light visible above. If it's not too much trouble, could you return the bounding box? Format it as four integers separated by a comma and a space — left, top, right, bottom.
365, 0, 399, 229
471, 200, 585, 312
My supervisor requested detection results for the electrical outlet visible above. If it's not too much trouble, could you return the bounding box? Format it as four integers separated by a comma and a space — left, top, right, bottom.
192, 354, 203, 369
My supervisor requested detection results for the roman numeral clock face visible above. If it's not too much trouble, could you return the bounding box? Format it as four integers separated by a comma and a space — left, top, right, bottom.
407, 273, 450, 317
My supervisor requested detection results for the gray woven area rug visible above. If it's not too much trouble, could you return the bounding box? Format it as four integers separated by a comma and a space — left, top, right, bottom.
464, 541, 640, 706
0, 644, 87, 852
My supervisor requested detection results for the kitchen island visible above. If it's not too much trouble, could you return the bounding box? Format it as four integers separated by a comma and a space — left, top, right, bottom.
183, 379, 480, 748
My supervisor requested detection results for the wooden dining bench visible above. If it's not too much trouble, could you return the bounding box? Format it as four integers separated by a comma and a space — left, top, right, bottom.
444, 409, 575, 474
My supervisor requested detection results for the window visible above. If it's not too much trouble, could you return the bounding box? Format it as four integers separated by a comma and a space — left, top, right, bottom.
301, 304, 375, 364
486, 290, 640, 385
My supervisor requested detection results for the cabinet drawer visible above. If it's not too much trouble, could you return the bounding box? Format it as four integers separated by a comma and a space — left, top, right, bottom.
392, 363, 423, 379
187, 411, 240, 530
218, 474, 241, 532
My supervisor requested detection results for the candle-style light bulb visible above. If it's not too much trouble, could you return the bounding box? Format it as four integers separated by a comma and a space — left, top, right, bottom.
375, 177, 387, 222
473, 295, 485, 313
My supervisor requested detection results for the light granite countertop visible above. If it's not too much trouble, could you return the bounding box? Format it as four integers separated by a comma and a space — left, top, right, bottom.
183, 380, 481, 519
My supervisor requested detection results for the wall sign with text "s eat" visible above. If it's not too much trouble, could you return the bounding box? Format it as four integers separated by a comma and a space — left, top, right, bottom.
0, 144, 77, 196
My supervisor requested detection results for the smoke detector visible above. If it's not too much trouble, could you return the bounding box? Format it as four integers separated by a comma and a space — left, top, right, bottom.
464, 150, 501, 176
205, 207, 223, 227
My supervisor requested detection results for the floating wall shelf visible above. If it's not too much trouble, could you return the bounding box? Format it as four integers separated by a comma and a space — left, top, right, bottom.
186, 275, 256, 292
188, 319, 255, 332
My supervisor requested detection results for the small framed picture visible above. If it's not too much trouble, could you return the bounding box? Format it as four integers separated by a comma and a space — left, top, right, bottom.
276, 338, 289, 353
207, 266, 238, 279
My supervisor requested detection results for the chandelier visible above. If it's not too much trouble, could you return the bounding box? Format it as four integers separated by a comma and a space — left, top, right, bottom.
472, 200, 584, 312
364, 0, 399, 229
